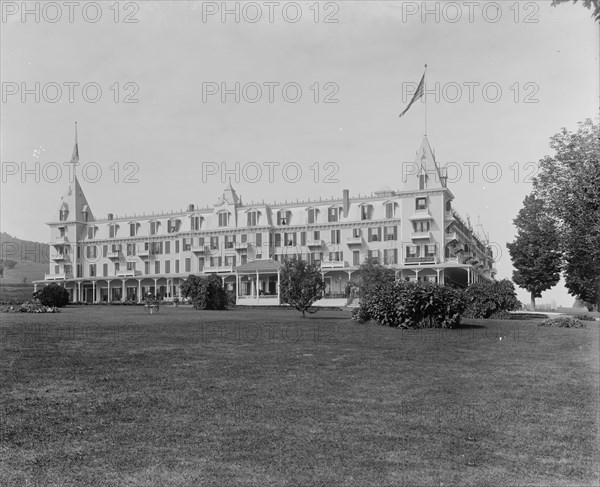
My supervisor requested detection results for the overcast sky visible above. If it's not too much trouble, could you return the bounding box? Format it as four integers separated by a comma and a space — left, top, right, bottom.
1, 1, 598, 305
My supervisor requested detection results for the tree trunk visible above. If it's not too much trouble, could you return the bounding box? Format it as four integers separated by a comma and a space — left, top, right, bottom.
302, 309, 306, 318
530, 291, 536, 311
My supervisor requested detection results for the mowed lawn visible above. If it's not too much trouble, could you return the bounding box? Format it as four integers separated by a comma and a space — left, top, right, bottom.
0, 306, 598, 487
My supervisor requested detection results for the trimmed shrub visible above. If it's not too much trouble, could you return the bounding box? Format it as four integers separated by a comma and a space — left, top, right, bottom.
180, 274, 229, 310
35, 284, 70, 308
463, 280, 521, 319
539, 316, 588, 328
573, 314, 597, 322
352, 280, 466, 329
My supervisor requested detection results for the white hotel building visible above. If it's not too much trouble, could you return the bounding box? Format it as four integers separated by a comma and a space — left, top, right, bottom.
36, 136, 496, 305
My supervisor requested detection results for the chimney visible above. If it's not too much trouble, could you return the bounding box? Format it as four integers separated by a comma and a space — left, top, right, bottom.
342, 189, 350, 217
108, 213, 113, 220
188, 204, 195, 212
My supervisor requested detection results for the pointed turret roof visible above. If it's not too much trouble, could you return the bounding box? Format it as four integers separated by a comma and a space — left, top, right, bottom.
400, 135, 446, 192
215, 179, 241, 207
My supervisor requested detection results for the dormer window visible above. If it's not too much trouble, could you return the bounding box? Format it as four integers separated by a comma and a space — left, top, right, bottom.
247, 210, 260, 227
218, 212, 230, 227
129, 222, 138, 237
328, 207, 340, 223
277, 211, 291, 226
59, 203, 69, 222
168, 219, 181, 233
150, 221, 159, 235
360, 204, 373, 221
385, 202, 395, 219
87, 226, 96, 240
416, 197, 427, 210
109, 224, 118, 239
307, 208, 318, 224
190, 216, 203, 231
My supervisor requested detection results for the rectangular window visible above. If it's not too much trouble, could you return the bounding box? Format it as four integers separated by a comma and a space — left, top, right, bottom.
165, 260, 171, 274
114, 262, 120, 273
168, 220, 180, 233
175, 240, 180, 253
225, 235, 236, 249
368, 227, 382, 242
185, 258, 191, 272
55, 265, 60, 274
300, 231, 306, 246
247, 212, 258, 227
285, 233, 296, 246
165, 241, 170, 254
414, 221, 430, 232
307, 209, 316, 224
277, 211, 290, 225
191, 216, 200, 231
127, 262, 136, 271
353, 250, 360, 266
256, 233, 262, 247
384, 226, 398, 241
102, 263, 108, 276
241, 234, 247, 243
368, 250, 379, 264
109, 225, 116, 238
384, 249, 398, 265
352, 228, 361, 238
87, 227, 95, 239
198, 258, 205, 271
225, 255, 236, 267
150, 221, 158, 235
361, 205, 371, 220
103, 245, 108, 258
155, 261, 160, 274
416, 197, 427, 210
210, 236, 219, 250
331, 230, 341, 245
175, 260, 180, 273
329, 251, 343, 262
425, 244, 436, 257
274, 233, 282, 247
313, 230, 320, 240
130, 223, 137, 236
89, 264, 96, 277
145, 261, 150, 274
127, 243, 136, 256
406, 245, 419, 258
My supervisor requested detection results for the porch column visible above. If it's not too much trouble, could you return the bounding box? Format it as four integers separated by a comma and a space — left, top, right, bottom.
137, 279, 142, 303
256, 270, 260, 304
34, 283, 38, 292
467, 267, 471, 285
414, 268, 420, 281
277, 269, 281, 305
121, 279, 126, 302
107, 279, 112, 302
436, 269, 440, 284
92, 281, 96, 303
77, 282, 82, 302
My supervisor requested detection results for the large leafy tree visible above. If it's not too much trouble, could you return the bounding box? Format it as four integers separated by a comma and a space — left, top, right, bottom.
507, 194, 562, 309
533, 119, 600, 309
551, 0, 600, 21
280, 257, 325, 317
180, 274, 229, 310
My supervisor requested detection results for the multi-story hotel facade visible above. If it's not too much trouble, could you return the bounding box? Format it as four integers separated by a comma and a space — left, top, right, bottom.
36, 135, 496, 305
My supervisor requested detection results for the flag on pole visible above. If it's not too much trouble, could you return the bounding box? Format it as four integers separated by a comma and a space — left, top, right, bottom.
70, 122, 79, 163
399, 72, 425, 118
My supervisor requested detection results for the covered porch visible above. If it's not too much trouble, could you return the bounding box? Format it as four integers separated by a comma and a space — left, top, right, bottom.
235, 260, 282, 306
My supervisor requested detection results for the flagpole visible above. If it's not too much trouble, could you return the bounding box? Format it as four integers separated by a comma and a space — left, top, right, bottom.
424, 64, 427, 136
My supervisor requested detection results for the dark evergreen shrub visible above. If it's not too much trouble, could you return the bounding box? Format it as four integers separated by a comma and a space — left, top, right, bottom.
35, 284, 70, 308
180, 274, 229, 310
462, 280, 521, 319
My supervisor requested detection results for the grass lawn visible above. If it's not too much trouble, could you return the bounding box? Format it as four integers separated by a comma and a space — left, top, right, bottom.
1, 306, 598, 486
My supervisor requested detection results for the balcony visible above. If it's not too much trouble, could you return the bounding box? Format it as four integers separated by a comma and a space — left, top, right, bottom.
138, 250, 150, 258
235, 242, 249, 250
346, 236, 362, 246
410, 231, 432, 240
125, 254, 138, 262
206, 265, 234, 273
409, 210, 433, 221
107, 250, 121, 259
191, 245, 209, 254
50, 253, 69, 262
116, 270, 141, 277
321, 260, 348, 269
404, 256, 438, 265
45, 272, 73, 280
306, 240, 324, 248
52, 236, 68, 246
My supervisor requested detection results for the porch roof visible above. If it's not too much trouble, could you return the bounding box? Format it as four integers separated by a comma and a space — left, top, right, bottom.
235, 259, 283, 274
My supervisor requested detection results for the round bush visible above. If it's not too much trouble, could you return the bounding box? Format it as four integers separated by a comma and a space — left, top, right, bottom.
35, 284, 70, 308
